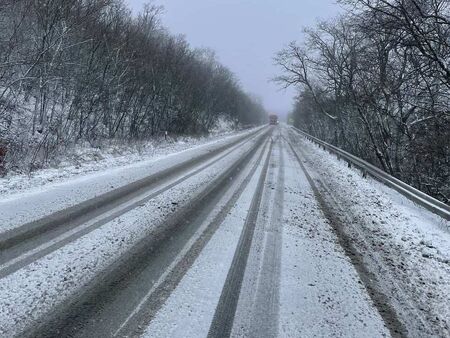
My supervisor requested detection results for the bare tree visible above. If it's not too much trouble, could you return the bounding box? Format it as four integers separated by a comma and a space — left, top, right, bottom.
277, 0, 450, 203
0, 0, 267, 175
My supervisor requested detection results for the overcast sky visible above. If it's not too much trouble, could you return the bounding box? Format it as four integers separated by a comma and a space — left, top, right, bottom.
126, 0, 341, 116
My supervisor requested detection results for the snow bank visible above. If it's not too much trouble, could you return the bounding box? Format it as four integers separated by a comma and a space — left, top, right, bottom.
0, 127, 257, 199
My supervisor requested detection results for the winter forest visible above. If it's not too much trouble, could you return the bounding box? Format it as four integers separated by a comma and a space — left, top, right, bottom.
0, 0, 267, 174
1, 0, 448, 206
276, 0, 450, 204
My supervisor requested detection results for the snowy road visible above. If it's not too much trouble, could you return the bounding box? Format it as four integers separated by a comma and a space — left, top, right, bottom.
0, 125, 448, 338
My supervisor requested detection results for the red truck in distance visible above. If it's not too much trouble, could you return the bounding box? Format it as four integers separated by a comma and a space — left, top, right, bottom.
269, 114, 279, 125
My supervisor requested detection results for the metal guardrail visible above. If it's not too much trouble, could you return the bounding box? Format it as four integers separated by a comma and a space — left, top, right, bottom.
291, 126, 450, 221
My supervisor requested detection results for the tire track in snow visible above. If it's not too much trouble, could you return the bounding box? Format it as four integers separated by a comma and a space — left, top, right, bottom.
248, 132, 284, 338
25, 130, 272, 338
285, 133, 407, 338
0, 129, 267, 279
0, 128, 263, 251
289, 127, 450, 337
114, 135, 273, 337
207, 136, 273, 338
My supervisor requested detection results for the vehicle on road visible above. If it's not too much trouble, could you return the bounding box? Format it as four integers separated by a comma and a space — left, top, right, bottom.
269, 114, 279, 125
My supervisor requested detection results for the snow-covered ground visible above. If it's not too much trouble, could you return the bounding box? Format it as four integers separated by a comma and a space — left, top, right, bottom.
142, 132, 391, 337
288, 126, 450, 337
278, 139, 389, 337
0, 128, 264, 336
141, 126, 449, 337
0, 123, 448, 337
0, 126, 248, 199
0, 127, 261, 233
143, 141, 270, 338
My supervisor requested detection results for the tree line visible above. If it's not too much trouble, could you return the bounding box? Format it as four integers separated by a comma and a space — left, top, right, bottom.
276, 0, 449, 203
0, 0, 267, 173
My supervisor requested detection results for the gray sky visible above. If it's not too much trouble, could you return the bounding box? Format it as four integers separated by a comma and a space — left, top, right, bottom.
126, 0, 341, 116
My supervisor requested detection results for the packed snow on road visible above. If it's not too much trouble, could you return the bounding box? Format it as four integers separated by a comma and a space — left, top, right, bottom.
0, 125, 448, 338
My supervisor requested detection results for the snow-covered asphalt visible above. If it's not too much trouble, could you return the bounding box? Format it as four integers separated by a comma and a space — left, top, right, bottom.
0, 125, 448, 338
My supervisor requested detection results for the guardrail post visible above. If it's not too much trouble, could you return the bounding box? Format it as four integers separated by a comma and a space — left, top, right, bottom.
362, 169, 367, 178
